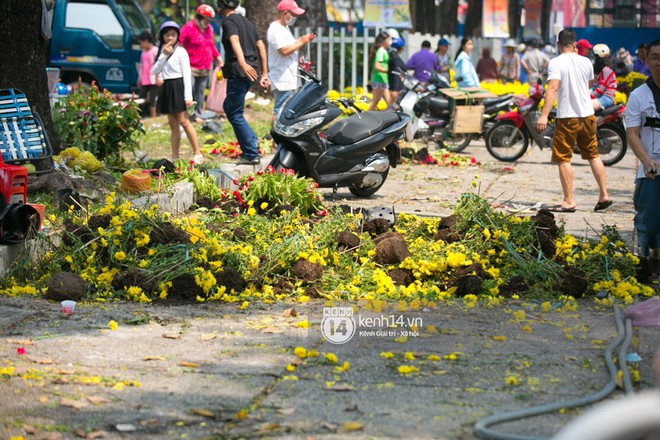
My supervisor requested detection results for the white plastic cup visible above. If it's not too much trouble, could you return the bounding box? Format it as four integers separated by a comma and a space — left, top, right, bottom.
61, 300, 77, 315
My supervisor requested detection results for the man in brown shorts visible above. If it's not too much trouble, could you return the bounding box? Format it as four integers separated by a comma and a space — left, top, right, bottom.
536, 29, 611, 213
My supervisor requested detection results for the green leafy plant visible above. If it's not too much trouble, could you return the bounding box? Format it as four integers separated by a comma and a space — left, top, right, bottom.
237, 166, 326, 216
53, 84, 144, 164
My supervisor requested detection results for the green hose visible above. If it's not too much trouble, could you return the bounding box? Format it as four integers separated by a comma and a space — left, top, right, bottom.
473, 304, 632, 440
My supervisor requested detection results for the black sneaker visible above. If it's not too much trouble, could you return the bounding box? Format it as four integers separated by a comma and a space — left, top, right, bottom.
236, 156, 261, 165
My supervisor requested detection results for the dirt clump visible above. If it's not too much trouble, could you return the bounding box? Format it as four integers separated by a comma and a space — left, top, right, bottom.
87, 214, 112, 231
499, 275, 528, 297
362, 218, 390, 237
149, 222, 190, 245
167, 274, 204, 301
216, 267, 247, 293
45, 272, 87, 301
290, 259, 324, 282
61, 219, 94, 246
374, 233, 410, 265
558, 266, 588, 297
388, 268, 415, 286
232, 226, 247, 241
435, 214, 463, 243
532, 209, 559, 258
112, 269, 155, 294
337, 230, 360, 249
453, 275, 483, 297
454, 262, 492, 279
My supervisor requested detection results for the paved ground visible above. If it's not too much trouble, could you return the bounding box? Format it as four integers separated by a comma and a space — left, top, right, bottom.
317, 138, 640, 247
1, 139, 659, 440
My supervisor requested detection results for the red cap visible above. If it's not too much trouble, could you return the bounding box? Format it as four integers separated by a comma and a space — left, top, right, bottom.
576, 39, 593, 49
277, 0, 305, 15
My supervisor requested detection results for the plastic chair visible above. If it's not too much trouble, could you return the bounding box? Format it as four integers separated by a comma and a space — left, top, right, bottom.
0, 89, 54, 174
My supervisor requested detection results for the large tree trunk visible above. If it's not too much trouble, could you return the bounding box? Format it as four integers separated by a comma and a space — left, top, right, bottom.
463, 0, 483, 36
243, 0, 274, 39
293, 0, 328, 34
540, 0, 552, 43
438, 0, 459, 36
508, 0, 521, 40
0, 0, 61, 154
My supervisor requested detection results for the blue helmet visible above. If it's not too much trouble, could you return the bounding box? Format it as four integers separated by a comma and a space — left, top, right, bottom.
391, 37, 405, 49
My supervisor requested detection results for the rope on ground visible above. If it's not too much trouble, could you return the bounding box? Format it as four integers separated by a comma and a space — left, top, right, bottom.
473, 303, 632, 440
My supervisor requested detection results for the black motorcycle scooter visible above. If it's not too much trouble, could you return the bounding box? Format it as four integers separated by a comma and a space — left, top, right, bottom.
270, 68, 411, 197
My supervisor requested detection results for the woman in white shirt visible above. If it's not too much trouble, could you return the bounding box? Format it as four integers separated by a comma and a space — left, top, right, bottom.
152, 21, 203, 164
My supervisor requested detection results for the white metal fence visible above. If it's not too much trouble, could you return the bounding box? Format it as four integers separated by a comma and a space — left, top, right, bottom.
291, 27, 509, 93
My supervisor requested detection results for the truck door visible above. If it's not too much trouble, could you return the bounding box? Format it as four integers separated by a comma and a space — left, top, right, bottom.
53, 0, 130, 93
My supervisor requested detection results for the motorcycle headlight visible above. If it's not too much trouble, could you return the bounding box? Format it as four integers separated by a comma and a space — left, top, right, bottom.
273, 116, 325, 137
403, 76, 419, 91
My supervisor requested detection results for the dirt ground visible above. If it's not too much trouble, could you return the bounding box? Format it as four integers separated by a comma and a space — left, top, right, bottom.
1, 295, 658, 440
2, 135, 659, 440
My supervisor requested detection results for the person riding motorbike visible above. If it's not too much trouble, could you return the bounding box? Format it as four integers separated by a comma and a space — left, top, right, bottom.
591, 44, 617, 111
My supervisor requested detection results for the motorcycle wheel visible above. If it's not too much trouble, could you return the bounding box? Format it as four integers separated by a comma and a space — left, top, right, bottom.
442, 133, 473, 153
597, 123, 627, 166
485, 121, 530, 162
349, 168, 389, 198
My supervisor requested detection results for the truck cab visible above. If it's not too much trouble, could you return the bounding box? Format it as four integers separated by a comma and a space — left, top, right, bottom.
49, 0, 153, 93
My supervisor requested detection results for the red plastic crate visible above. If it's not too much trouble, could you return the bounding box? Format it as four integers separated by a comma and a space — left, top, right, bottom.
0, 157, 28, 205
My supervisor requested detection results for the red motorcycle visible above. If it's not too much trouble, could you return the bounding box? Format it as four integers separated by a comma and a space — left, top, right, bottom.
484, 83, 627, 166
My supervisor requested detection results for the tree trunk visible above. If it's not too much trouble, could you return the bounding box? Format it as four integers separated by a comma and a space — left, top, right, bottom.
244, 0, 275, 39
540, 0, 552, 43
508, 0, 521, 40
438, 0, 459, 36
0, 0, 61, 154
294, 0, 328, 34
463, 0, 483, 36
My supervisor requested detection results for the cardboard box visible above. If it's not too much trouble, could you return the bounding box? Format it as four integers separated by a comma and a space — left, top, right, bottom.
452, 105, 485, 133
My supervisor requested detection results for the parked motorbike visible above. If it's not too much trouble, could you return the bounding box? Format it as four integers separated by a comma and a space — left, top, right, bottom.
485, 83, 627, 166
269, 67, 410, 198
394, 71, 514, 153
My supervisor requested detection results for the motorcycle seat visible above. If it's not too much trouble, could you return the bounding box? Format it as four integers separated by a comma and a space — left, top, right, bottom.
595, 104, 621, 117
481, 95, 512, 107
325, 111, 400, 144
427, 95, 450, 113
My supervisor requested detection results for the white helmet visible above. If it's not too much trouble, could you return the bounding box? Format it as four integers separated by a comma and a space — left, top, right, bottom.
593, 43, 610, 58
386, 28, 400, 40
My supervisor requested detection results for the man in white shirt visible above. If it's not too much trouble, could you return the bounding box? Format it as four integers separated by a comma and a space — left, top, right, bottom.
626, 39, 660, 260
536, 28, 610, 213
267, 0, 315, 123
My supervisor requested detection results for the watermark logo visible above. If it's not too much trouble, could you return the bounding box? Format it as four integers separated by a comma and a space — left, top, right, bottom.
320, 307, 423, 344
320, 307, 356, 344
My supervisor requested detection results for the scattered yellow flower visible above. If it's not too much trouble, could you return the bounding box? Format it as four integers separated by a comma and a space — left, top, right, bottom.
108, 320, 118, 331
293, 347, 307, 359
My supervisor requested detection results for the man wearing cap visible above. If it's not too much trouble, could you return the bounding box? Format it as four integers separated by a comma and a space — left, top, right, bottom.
499, 39, 520, 84
576, 39, 593, 57
522, 40, 550, 85
267, 0, 315, 123
434, 38, 453, 81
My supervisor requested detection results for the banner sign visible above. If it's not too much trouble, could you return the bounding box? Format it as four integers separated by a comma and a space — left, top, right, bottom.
523, 0, 543, 40
326, 0, 364, 23
363, 0, 412, 28
482, 0, 509, 38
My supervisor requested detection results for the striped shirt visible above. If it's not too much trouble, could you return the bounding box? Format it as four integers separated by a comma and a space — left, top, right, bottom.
593, 66, 617, 100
